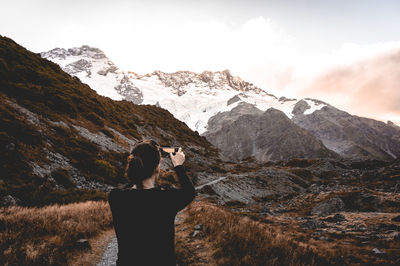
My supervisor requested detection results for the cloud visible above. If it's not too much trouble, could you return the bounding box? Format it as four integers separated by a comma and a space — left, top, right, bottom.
297, 50, 400, 125
51, 16, 400, 126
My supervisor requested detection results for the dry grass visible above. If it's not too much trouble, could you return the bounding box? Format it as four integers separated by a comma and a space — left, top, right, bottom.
186, 201, 345, 266
0, 201, 112, 265
68, 229, 115, 266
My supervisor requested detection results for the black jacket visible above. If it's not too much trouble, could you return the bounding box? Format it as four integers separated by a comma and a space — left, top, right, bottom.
108, 165, 195, 266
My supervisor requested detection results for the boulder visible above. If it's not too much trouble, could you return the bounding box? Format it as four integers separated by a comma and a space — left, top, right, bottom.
311, 197, 345, 216
190, 230, 202, 238
194, 224, 203, 231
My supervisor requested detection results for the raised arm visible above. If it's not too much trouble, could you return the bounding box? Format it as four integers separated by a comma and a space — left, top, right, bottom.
169, 148, 195, 212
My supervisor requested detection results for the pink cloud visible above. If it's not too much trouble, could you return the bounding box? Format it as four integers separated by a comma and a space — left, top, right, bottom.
299, 50, 400, 125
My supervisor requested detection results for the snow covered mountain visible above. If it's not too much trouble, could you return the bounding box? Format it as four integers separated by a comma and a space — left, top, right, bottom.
41, 45, 400, 162
40, 46, 326, 134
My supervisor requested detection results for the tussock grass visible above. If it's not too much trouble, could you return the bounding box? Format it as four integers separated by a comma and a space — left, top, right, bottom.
0, 201, 112, 265
187, 201, 345, 266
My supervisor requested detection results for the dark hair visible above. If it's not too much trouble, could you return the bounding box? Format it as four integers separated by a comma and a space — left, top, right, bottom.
125, 139, 161, 189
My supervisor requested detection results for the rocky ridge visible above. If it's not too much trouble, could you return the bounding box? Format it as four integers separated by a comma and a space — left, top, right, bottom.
203, 102, 338, 162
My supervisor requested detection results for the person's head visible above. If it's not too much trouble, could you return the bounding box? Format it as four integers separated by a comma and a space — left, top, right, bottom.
125, 139, 161, 189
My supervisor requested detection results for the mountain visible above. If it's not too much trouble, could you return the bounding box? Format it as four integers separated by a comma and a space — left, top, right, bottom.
292, 102, 400, 160
41, 45, 400, 162
2, 35, 343, 209
40, 46, 325, 135
203, 102, 339, 161
0, 35, 219, 206
3, 36, 400, 214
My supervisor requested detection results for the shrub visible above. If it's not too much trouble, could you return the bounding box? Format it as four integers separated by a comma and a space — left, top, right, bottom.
86, 112, 104, 127
100, 127, 114, 139
52, 124, 71, 137
51, 169, 74, 188
94, 160, 117, 179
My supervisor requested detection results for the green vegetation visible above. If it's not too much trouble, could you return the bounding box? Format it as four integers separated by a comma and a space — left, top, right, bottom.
94, 160, 117, 180
51, 169, 74, 188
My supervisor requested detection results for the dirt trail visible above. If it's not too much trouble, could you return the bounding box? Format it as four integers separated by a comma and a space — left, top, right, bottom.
96, 178, 225, 265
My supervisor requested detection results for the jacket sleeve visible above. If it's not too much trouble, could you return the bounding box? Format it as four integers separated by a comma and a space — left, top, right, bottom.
169, 165, 196, 212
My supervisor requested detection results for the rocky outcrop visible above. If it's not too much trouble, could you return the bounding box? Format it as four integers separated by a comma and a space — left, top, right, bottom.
114, 75, 144, 104
311, 197, 345, 216
227, 94, 242, 106
202, 102, 339, 162
292, 100, 311, 116
292, 105, 400, 161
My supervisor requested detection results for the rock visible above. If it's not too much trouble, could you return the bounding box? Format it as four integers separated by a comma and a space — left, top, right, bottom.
311, 197, 345, 216
227, 94, 241, 106
194, 224, 203, 231
393, 232, 400, 241
190, 230, 202, 238
0, 195, 19, 207
372, 248, 386, 256
5, 143, 15, 151
291, 100, 311, 116
76, 238, 91, 249
392, 215, 400, 222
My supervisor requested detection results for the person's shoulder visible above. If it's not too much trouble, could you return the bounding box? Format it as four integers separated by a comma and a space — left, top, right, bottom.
109, 187, 130, 199
110, 187, 124, 194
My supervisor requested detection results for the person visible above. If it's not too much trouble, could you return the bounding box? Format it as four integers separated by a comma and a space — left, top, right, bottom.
108, 139, 196, 266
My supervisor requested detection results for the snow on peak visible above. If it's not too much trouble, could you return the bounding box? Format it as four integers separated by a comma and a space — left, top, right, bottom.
41, 46, 328, 134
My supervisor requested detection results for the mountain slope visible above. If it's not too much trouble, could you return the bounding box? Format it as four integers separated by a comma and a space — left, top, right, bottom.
40, 46, 326, 134
0, 35, 219, 206
292, 103, 400, 160
202, 102, 339, 161
40, 45, 400, 162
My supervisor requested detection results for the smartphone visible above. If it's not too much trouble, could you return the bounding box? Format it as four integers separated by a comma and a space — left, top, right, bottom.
159, 147, 180, 157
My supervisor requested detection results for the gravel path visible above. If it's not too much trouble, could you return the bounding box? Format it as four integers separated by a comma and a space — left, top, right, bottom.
97, 176, 226, 265
96, 235, 118, 266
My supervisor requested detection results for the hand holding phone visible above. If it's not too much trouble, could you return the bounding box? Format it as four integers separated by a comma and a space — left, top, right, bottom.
168, 147, 185, 167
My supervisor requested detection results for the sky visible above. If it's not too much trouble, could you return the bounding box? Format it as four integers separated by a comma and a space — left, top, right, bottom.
1, 0, 400, 125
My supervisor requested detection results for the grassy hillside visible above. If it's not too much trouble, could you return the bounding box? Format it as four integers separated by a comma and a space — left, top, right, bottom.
0, 35, 219, 206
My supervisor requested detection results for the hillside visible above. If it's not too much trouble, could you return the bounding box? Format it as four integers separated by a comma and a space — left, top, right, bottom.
41, 45, 400, 161
0, 35, 219, 206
